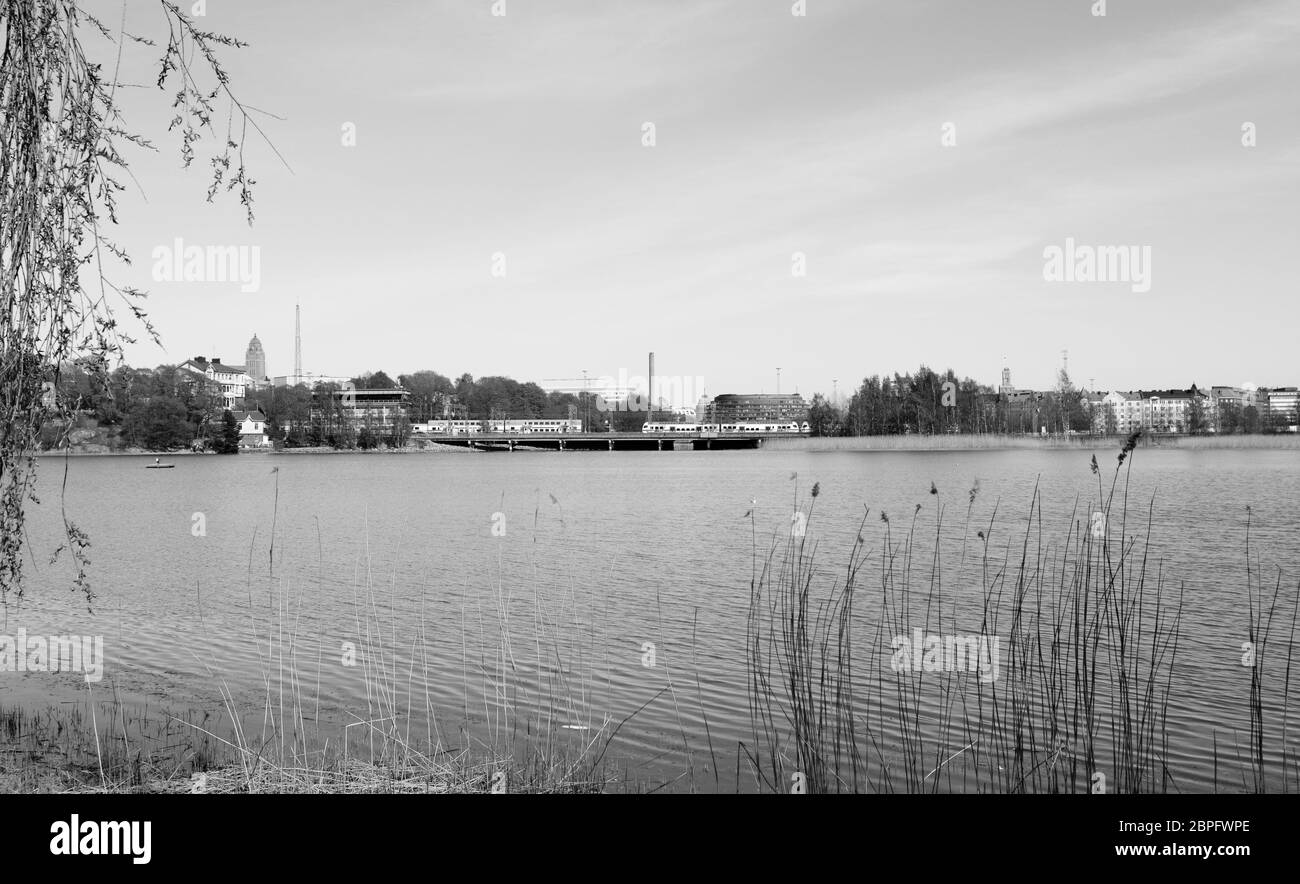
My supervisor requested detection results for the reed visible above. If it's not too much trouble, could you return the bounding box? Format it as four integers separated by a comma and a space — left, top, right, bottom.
1, 505, 621, 793
744, 432, 1299, 793
764, 433, 1300, 452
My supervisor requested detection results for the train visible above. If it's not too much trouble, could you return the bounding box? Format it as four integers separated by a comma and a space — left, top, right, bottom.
411, 419, 583, 435
410, 419, 810, 436
641, 421, 810, 435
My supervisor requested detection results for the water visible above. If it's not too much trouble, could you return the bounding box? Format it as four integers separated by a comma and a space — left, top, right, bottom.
5, 446, 1298, 791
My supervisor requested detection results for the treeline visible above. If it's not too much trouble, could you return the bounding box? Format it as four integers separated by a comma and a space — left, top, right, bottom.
48, 362, 225, 450
43, 362, 650, 452
807, 365, 1091, 437
807, 365, 1288, 437
388, 370, 645, 430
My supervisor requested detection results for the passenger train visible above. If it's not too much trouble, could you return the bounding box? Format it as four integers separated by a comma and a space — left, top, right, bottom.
412, 419, 583, 435
410, 419, 810, 436
641, 421, 810, 435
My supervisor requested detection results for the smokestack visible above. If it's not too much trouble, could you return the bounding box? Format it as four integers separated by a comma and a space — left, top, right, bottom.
648, 352, 654, 422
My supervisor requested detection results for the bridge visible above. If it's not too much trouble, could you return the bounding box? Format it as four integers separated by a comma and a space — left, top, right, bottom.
415, 431, 775, 452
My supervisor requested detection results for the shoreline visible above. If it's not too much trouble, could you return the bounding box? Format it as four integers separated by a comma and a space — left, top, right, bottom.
763, 433, 1300, 452
37, 433, 1300, 457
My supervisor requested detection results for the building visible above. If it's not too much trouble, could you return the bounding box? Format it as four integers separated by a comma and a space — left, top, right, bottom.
273, 373, 351, 388
1103, 391, 1142, 433
1265, 387, 1299, 430
244, 334, 268, 390
702, 393, 809, 424
312, 387, 411, 435
237, 407, 271, 448
1210, 386, 1250, 432
999, 366, 1015, 396
180, 356, 248, 410
1081, 391, 1109, 433
1136, 387, 1212, 433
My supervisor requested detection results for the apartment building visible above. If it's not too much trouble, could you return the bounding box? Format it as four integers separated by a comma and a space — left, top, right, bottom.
1266, 387, 1299, 430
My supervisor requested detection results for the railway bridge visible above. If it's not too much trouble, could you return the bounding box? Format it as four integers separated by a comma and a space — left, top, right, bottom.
417, 431, 776, 452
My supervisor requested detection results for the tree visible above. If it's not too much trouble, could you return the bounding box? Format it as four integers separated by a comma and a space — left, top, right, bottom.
132, 397, 192, 451
351, 370, 397, 390
1186, 394, 1209, 435
807, 394, 841, 436
400, 370, 455, 420
1053, 369, 1089, 433
1, 1, 266, 605
1218, 401, 1241, 434
213, 410, 241, 454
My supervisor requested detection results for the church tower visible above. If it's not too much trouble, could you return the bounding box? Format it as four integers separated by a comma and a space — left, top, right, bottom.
245, 333, 267, 386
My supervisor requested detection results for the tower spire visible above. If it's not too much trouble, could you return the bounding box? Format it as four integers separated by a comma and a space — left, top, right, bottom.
294, 302, 303, 384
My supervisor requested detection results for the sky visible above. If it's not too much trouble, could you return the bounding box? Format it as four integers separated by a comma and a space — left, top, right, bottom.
84, 0, 1299, 405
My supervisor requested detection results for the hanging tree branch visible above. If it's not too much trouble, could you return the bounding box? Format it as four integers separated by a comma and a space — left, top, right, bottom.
0, 0, 276, 608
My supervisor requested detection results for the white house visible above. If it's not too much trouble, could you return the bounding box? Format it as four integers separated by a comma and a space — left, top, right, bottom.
237, 407, 270, 448
180, 356, 248, 410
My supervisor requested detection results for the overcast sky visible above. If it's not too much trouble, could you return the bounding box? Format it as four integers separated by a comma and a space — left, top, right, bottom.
89, 0, 1299, 404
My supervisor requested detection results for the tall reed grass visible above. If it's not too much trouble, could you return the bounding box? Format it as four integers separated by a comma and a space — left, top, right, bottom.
744, 432, 1299, 793
766, 433, 1300, 452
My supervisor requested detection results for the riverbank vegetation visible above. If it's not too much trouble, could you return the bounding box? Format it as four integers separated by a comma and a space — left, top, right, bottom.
746, 432, 1299, 792
765, 432, 1300, 451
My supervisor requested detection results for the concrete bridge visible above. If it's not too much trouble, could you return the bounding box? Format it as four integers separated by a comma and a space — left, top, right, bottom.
417, 432, 772, 452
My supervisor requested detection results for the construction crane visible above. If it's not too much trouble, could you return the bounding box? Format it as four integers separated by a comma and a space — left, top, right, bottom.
541, 375, 639, 431
541, 376, 636, 398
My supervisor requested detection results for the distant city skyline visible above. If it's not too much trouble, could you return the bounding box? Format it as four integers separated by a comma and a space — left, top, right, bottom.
88, 0, 1298, 398
184, 305, 1283, 407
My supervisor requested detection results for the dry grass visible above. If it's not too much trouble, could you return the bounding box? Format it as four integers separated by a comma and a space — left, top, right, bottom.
1, 501, 625, 794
